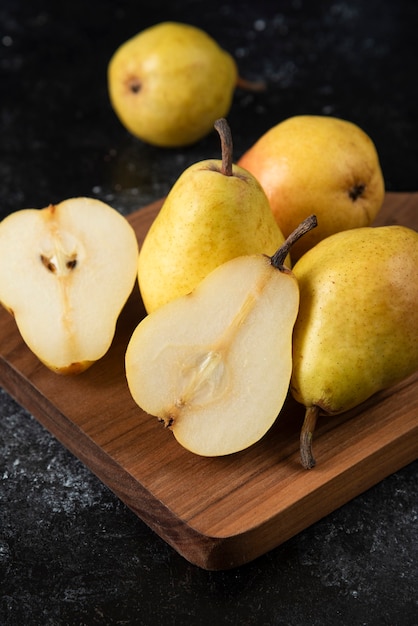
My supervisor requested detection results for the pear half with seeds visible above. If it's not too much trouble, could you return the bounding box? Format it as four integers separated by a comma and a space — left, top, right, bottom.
0, 197, 139, 374
126, 216, 316, 456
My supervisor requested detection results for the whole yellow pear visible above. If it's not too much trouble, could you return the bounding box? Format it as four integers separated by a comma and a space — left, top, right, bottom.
290, 225, 418, 468
108, 22, 238, 147
238, 115, 385, 261
138, 119, 288, 313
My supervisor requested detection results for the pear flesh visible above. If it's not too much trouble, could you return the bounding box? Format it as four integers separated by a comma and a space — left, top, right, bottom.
291, 225, 418, 468
0, 197, 139, 374
127, 253, 299, 456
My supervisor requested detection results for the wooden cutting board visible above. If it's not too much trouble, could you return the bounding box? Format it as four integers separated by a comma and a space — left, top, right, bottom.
1, 192, 417, 571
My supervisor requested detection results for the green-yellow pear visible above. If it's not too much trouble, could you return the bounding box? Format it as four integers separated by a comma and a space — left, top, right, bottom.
138, 118, 289, 313
108, 22, 263, 147
0, 198, 139, 374
238, 115, 385, 261
290, 225, 418, 469
126, 216, 317, 456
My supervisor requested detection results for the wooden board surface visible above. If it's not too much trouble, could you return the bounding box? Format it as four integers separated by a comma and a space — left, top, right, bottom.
1, 192, 417, 570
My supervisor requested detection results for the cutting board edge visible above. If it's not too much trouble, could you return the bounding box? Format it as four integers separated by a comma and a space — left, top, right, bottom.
0, 355, 228, 568
2, 353, 417, 571
1, 191, 417, 571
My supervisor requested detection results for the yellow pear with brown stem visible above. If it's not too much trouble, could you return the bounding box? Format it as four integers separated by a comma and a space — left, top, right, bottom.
138, 118, 289, 314
290, 225, 418, 469
238, 115, 385, 261
108, 22, 264, 148
127, 216, 316, 456
0, 198, 139, 374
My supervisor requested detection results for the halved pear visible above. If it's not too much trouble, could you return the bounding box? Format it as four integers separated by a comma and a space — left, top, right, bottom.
126, 216, 316, 456
0, 197, 139, 374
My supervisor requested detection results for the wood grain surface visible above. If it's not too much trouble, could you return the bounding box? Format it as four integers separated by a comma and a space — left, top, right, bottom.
1, 192, 417, 570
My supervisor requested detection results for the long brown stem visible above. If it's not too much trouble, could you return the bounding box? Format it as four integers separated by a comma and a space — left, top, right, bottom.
300, 405, 319, 469
270, 215, 318, 269
236, 75, 267, 92
214, 118, 233, 177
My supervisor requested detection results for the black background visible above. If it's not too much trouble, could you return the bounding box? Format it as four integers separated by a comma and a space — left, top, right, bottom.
1, 1, 417, 624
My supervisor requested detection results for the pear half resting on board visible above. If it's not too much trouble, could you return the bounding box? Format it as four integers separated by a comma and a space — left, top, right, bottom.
0, 197, 139, 374
126, 216, 316, 456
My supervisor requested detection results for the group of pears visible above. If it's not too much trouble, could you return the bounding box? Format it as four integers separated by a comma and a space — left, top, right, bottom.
0, 21, 417, 470
126, 116, 418, 469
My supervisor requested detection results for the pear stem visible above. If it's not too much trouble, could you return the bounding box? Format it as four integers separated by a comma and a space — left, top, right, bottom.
214, 118, 233, 177
300, 405, 319, 469
236, 75, 267, 92
270, 214, 318, 269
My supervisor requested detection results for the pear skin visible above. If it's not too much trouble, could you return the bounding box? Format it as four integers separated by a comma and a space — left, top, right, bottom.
290, 225, 418, 468
138, 119, 289, 313
108, 22, 238, 147
238, 115, 385, 261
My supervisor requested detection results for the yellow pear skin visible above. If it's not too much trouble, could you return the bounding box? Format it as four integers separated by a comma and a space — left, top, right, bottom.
290, 225, 418, 468
108, 22, 238, 147
138, 120, 288, 313
238, 115, 385, 261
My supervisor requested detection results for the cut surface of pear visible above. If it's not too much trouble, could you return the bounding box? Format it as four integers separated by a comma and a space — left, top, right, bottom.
126, 252, 300, 456
0, 197, 139, 374
290, 224, 418, 468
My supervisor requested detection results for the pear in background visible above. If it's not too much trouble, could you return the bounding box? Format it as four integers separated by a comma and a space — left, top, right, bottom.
138, 119, 288, 313
126, 217, 316, 456
108, 22, 264, 148
0, 198, 139, 374
238, 115, 385, 261
290, 225, 418, 468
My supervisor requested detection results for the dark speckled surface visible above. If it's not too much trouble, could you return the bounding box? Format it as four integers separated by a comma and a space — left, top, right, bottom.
1, 1, 417, 624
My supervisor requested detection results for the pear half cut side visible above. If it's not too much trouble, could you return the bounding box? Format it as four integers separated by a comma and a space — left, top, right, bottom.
0, 197, 139, 374
126, 253, 299, 457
